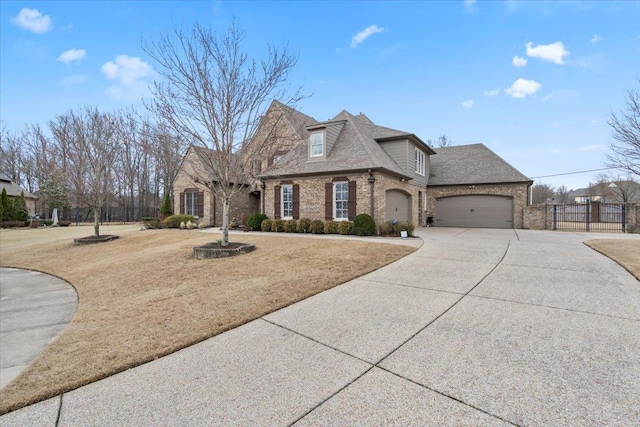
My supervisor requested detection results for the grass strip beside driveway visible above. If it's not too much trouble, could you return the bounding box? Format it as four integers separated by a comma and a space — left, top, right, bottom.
585, 239, 640, 280
0, 226, 415, 414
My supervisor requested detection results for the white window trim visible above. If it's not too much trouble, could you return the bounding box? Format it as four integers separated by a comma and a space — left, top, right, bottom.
415, 148, 425, 176
185, 191, 200, 218
281, 184, 293, 219
310, 130, 325, 159
333, 181, 349, 221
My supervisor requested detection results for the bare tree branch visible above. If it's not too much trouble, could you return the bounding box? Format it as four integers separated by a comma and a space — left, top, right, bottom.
606, 82, 640, 177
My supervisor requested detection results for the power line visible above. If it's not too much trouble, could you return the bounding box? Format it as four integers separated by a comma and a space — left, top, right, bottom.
530, 167, 619, 179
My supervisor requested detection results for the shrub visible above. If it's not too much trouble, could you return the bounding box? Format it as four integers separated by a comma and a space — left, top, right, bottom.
57, 221, 71, 227
284, 220, 298, 233
163, 214, 195, 229
378, 221, 394, 236
142, 217, 162, 229
43, 220, 54, 226
180, 221, 186, 229
378, 220, 414, 237
324, 220, 339, 234
13, 192, 28, 221
29, 220, 42, 228
297, 217, 311, 233
397, 221, 415, 237
0, 221, 27, 228
247, 213, 268, 231
310, 220, 324, 234
353, 214, 376, 236
261, 219, 272, 231
338, 221, 353, 235
198, 221, 206, 229
186, 220, 195, 229
160, 193, 173, 217
271, 219, 285, 232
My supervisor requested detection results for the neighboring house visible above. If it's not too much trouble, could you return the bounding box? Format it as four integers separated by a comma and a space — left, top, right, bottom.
568, 188, 605, 203
426, 144, 532, 229
0, 174, 38, 217
174, 101, 533, 229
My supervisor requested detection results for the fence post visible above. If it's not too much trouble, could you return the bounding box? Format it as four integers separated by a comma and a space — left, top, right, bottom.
622, 204, 626, 233
586, 202, 590, 232
552, 205, 557, 231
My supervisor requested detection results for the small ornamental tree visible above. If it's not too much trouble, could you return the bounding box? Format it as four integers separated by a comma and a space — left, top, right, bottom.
160, 192, 173, 217
1, 188, 13, 221
14, 191, 29, 221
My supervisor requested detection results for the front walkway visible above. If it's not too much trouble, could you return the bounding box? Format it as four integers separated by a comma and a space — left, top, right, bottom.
2, 228, 639, 426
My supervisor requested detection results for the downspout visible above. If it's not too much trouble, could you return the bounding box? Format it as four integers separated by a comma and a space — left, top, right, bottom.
260, 180, 266, 214
368, 169, 375, 219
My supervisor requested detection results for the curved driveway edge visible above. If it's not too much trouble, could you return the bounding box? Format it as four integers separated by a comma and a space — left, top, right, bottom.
2, 228, 639, 426
0, 268, 78, 389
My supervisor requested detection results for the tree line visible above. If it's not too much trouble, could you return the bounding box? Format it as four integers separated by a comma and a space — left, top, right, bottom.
1, 108, 189, 224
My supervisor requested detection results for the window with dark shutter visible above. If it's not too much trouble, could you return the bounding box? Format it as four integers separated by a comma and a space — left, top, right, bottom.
198, 191, 204, 217
179, 192, 185, 215
274, 185, 281, 219
348, 181, 357, 220
293, 184, 300, 220
325, 182, 333, 220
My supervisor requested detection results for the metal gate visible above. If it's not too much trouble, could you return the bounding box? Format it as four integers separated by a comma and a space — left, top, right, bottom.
552, 202, 627, 232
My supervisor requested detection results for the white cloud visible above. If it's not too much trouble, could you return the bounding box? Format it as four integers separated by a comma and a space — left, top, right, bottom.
101, 55, 154, 101
484, 89, 500, 97
512, 56, 527, 67
580, 144, 605, 151
464, 0, 477, 12
505, 78, 542, 98
525, 41, 569, 65
61, 75, 87, 87
590, 34, 602, 43
350, 25, 386, 48
10, 8, 52, 34
461, 99, 475, 109
57, 49, 86, 64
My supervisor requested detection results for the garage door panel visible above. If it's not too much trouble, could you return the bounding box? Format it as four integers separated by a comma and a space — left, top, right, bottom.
436, 195, 513, 229
386, 190, 411, 223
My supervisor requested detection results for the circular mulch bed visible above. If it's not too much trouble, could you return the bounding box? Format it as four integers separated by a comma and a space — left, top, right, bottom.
73, 235, 119, 245
193, 242, 255, 260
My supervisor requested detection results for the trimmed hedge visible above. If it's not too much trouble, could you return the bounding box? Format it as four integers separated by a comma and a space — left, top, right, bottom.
310, 220, 324, 234
378, 220, 415, 237
284, 220, 298, 233
324, 220, 338, 234
163, 214, 195, 229
338, 221, 353, 235
297, 218, 312, 233
261, 219, 273, 231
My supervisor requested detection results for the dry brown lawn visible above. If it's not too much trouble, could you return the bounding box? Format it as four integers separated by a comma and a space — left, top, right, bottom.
585, 239, 640, 280
0, 225, 415, 414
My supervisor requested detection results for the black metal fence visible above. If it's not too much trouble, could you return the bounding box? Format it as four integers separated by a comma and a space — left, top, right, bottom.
552, 202, 627, 232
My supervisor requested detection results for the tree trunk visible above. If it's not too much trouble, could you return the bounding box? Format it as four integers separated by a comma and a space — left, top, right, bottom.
222, 198, 230, 246
93, 207, 100, 237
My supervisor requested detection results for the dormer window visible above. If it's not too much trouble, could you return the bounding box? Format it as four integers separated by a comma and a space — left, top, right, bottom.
310, 131, 324, 158
415, 148, 425, 176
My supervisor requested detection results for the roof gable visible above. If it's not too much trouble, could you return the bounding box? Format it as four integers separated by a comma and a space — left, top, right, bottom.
428, 143, 531, 186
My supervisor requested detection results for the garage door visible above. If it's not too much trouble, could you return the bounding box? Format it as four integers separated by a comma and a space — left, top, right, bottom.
386, 190, 411, 223
436, 195, 513, 229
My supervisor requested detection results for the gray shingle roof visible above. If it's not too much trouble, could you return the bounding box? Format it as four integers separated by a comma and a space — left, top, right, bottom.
0, 175, 38, 199
428, 144, 532, 186
272, 101, 318, 140
266, 110, 415, 178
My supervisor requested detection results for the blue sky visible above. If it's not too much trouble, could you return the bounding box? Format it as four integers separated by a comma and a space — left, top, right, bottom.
1, 1, 639, 190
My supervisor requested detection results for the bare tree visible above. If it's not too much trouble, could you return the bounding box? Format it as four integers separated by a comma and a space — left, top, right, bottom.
607, 82, 640, 177
554, 185, 571, 204
50, 107, 120, 237
531, 182, 556, 204
428, 134, 454, 148
144, 20, 302, 245
606, 173, 640, 203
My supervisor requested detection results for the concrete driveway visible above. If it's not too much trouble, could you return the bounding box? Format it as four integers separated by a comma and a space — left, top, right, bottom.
2, 228, 639, 426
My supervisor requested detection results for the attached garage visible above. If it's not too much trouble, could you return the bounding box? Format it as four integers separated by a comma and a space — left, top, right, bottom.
435, 195, 513, 229
386, 190, 412, 223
